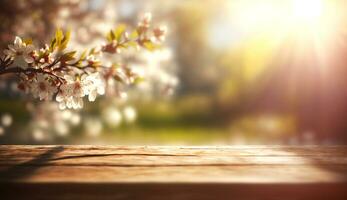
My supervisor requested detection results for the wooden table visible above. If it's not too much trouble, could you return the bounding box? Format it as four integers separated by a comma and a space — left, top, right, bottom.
0, 145, 346, 199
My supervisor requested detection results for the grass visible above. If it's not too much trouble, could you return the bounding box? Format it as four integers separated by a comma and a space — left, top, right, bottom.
72, 126, 230, 145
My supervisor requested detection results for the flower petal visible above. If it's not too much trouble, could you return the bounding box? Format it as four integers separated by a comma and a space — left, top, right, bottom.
59, 103, 66, 110
8, 45, 16, 52
24, 55, 34, 63
88, 90, 97, 102
56, 93, 64, 102
14, 36, 22, 46
25, 44, 35, 52
3, 49, 14, 56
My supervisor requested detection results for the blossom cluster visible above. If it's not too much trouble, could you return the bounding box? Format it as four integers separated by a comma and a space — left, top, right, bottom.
0, 13, 167, 110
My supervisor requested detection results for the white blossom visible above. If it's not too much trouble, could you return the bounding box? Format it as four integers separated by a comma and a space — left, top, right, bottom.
139, 12, 152, 28
56, 75, 84, 109
56, 73, 105, 109
31, 74, 58, 100
153, 26, 167, 42
3, 36, 35, 65
81, 72, 105, 102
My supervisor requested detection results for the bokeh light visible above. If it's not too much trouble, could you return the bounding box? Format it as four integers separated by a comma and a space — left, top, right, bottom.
1, 0, 347, 145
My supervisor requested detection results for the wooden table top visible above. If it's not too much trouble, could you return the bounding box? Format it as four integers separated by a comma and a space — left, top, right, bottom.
0, 145, 346, 199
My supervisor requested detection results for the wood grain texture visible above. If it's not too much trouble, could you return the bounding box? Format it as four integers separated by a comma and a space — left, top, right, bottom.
0, 145, 346, 200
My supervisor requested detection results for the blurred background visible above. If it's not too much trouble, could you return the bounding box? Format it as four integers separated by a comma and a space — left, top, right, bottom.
1, 0, 347, 145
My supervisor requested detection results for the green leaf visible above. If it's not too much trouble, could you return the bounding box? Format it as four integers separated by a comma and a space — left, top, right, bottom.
55, 28, 64, 47
143, 41, 159, 51
61, 51, 76, 62
129, 30, 139, 40
49, 38, 57, 52
114, 24, 126, 42
49, 28, 70, 52
59, 29, 71, 51
106, 30, 116, 42
89, 48, 96, 55
79, 50, 87, 60
127, 41, 138, 48
133, 76, 145, 84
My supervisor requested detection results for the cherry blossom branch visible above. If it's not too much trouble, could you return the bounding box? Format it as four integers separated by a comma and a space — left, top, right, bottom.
0, 13, 167, 109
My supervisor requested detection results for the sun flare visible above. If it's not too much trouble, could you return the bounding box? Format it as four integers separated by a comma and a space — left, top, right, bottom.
292, 0, 323, 23
220, 0, 342, 79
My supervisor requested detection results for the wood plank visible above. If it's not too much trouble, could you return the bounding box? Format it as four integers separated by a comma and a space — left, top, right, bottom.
0, 145, 346, 200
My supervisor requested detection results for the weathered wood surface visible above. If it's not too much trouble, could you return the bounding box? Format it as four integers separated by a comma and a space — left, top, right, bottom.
0, 145, 347, 200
